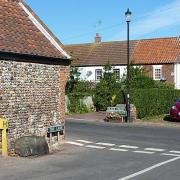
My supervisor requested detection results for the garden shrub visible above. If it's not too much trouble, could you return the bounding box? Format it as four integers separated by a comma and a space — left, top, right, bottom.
94, 62, 125, 111
67, 93, 93, 114
66, 67, 81, 94
131, 89, 180, 118
73, 80, 94, 94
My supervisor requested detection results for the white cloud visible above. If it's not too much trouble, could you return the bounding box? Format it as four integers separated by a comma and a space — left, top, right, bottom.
115, 0, 180, 40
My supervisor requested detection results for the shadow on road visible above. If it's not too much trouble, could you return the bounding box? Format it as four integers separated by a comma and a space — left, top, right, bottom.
163, 115, 180, 123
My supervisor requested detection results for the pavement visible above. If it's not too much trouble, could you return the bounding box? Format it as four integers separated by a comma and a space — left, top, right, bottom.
65, 111, 106, 122
65, 111, 180, 128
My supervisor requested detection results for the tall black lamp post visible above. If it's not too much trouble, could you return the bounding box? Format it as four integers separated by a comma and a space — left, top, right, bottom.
125, 9, 132, 123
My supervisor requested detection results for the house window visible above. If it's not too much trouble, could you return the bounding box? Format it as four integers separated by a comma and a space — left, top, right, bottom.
113, 69, 120, 80
153, 65, 162, 80
95, 69, 102, 81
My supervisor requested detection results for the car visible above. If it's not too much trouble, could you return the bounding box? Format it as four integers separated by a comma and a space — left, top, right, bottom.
170, 98, 180, 120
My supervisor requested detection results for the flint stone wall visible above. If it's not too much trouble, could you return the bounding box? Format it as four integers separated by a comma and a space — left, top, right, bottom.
0, 60, 69, 150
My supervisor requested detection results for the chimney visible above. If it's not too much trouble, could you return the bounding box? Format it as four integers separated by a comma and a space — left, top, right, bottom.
95, 33, 101, 43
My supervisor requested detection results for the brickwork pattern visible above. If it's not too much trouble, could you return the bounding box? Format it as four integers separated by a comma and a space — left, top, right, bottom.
0, 60, 69, 150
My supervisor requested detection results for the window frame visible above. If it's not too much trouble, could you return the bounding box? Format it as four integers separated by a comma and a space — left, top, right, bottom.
95, 69, 102, 81
153, 65, 162, 80
113, 68, 120, 80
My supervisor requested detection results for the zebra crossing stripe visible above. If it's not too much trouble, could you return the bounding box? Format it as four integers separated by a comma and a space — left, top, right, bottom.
145, 148, 165, 152
133, 150, 155, 154
110, 148, 128, 152
76, 140, 93, 144
96, 142, 115, 146
66, 141, 84, 146
86, 145, 106, 149
119, 145, 139, 149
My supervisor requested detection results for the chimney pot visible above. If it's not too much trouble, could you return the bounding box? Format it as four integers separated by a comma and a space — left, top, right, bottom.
95, 33, 101, 43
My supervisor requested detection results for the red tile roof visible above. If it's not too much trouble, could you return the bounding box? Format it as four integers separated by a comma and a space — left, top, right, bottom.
65, 40, 138, 66
0, 0, 70, 59
65, 37, 180, 66
132, 37, 180, 64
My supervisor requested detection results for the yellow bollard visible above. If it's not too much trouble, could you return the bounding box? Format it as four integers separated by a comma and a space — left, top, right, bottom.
0, 118, 8, 156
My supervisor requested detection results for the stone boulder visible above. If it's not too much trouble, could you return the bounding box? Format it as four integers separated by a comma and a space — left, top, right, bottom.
14, 136, 49, 157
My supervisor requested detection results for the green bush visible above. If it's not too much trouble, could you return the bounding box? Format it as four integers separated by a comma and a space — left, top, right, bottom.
73, 80, 94, 94
94, 80, 125, 111
94, 62, 125, 111
66, 67, 81, 94
131, 89, 180, 118
67, 93, 93, 114
122, 65, 174, 89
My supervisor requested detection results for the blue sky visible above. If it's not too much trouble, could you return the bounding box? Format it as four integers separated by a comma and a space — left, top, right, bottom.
25, 0, 180, 45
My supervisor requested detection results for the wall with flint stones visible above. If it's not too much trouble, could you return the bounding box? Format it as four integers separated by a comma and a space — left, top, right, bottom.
0, 60, 69, 151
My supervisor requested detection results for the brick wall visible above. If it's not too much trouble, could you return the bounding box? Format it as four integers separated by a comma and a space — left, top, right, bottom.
143, 64, 174, 85
0, 60, 69, 150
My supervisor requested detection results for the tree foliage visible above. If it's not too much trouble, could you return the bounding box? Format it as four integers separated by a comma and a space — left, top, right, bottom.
66, 67, 81, 93
122, 63, 174, 89
94, 62, 125, 111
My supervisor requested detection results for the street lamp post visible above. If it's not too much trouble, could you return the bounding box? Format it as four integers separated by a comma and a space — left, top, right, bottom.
125, 9, 132, 123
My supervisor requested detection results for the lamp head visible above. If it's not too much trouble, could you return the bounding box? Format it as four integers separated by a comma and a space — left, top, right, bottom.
125, 9, 132, 22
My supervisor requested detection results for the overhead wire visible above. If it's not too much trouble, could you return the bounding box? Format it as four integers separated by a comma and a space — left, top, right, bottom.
61, 13, 148, 42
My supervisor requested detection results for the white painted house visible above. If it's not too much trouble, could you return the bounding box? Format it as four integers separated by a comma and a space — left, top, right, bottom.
66, 34, 180, 89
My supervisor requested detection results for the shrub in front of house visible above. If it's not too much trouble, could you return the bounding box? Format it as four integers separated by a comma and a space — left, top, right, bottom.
67, 93, 94, 114
122, 64, 176, 119
131, 88, 180, 119
93, 79, 125, 111
94, 63, 125, 111
66, 66, 95, 114
72, 80, 94, 95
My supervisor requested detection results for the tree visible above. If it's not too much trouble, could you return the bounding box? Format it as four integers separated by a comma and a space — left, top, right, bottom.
66, 66, 81, 93
94, 62, 124, 111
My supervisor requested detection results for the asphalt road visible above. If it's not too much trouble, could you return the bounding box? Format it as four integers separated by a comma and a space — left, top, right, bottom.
1, 120, 180, 180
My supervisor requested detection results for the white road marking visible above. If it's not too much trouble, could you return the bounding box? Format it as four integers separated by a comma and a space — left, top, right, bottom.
119, 145, 139, 149
66, 141, 84, 146
133, 150, 155, 154
96, 142, 115, 146
169, 150, 180, 154
117, 156, 180, 180
161, 153, 180, 157
110, 148, 128, 152
76, 140, 93, 144
145, 148, 165, 152
86, 145, 106, 149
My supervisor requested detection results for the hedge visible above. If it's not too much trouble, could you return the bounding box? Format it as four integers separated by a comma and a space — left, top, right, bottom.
67, 93, 93, 114
131, 88, 180, 118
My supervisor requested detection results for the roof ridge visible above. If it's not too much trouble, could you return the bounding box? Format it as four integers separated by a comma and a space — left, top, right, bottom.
65, 40, 139, 47
140, 36, 178, 41
65, 37, 178, 47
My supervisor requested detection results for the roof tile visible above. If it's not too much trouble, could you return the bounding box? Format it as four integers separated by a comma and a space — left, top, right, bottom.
132, 37, 180, 64
65, 41, 138, 66
0, 0, 69, 59
66, 37, 180, 66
